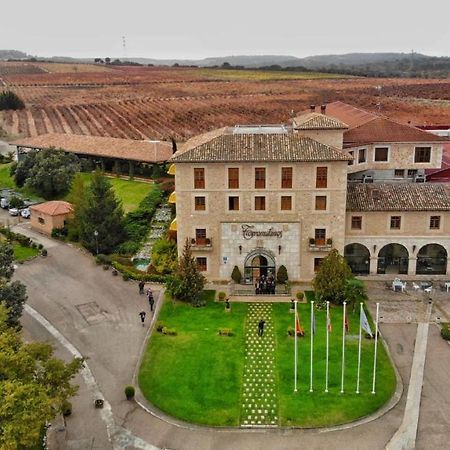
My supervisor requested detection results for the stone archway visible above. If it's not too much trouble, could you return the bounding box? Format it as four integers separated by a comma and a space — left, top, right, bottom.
377, 243, 409, 275
416, 244, 447, 275
344, 243, 370, 275
244, 249, 276, 283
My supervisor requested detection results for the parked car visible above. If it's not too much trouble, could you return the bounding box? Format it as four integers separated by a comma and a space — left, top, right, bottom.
1, 198, 10, 209
8, 207, 19, 216
20, 208, 31, 219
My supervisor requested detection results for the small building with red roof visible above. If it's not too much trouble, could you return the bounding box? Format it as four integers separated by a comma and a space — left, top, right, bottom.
30, 201, 73, 235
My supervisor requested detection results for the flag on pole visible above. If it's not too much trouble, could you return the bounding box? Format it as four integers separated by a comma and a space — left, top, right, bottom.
311, 308, 316, 335
327, 307, 332, 332
344, 312, 349, 333
360, 307, 373, 337
296, 310, 304, 336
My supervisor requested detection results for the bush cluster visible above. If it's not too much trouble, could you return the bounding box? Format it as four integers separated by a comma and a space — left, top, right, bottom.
0, 90, 25, 110
112, 261, 167, 283
161, 327, 177, 336
118, 186, 163, 255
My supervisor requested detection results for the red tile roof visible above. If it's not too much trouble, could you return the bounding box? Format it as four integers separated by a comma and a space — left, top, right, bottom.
319, 101, 378, 128
12, 133, 173, 164
293, 112, 348, 130
30, 201, 73, 216
344, 117, 448, 147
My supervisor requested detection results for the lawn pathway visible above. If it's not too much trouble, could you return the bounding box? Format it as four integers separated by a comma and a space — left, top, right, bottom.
240, 303, 278, 427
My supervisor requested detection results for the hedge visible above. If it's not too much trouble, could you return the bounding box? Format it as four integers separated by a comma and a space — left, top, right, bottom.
112, 261, 167, 283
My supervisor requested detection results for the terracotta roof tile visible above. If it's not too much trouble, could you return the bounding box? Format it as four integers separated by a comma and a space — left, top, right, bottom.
346, 183, 450, 211
293, 112, 348, 130
343, 117, 448, 147
171, 133, 352, 163
12, 133, 173, 164
30, 201, 73, 216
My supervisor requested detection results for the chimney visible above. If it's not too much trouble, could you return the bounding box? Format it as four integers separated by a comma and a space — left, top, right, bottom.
321, 104, 326, 114
310, 104, 316, 112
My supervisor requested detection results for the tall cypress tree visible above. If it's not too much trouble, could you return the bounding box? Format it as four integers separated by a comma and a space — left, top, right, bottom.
78, 171, 126, 254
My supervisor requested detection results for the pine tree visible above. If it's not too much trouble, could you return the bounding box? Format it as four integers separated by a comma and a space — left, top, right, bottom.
66, 173, 86, 241
78, 171, 126, 254
167, 239, 206, 305
312, 249, 352, 305
276, 265, 288, 284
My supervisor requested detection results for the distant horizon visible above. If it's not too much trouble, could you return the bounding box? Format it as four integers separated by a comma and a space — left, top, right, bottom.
5, 49, 450, 61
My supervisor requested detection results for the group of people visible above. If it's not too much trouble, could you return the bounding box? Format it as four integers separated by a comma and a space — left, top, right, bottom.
254, 274, 276, 295
138, 280, 155, 326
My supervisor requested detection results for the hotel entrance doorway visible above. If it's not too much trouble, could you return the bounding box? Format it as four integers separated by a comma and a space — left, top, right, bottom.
244, 250, 276, 283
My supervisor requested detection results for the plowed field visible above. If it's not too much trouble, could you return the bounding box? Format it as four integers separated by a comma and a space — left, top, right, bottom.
1, 62, 449, 141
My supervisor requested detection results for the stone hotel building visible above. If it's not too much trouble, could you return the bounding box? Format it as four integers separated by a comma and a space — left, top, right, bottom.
169, 102, 450, 282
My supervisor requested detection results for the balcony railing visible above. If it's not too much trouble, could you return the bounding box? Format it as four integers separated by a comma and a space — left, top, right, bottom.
191, 237, 213, 250
309, 238, 332, 251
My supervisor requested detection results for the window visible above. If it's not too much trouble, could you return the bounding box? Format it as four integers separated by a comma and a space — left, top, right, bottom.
407, 169, 418, 178
358, 148, 366, 163
228, 168, 239, 189
255, 196, 266, 211
351, 216, 362, 230
281, 167, 293, 188
316, 167, 328, 188
255, 168, 266, 189
281, 196, 292, 211
194, 168, 205, 189
38, 217, 45, 224
374, 147, 389, 162
315, 228, 326, 245
348, 151, 354, 165
390, 216, 401, 229
194, 196, 206, 211
394, 169, 405, 177
195, 228, 206, 246
430, 215, 441, 230
228, 196, 239, 211
315, 196, 327, 211
314, 258, 323, 272
415, 147, 431, 163
196, 257, 207, 272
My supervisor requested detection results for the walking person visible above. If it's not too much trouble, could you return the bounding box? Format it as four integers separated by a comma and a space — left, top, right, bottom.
139, 310, 146, 326
138, 280, 145, 295
148, 292, 155, 312
258, 319, 265, 337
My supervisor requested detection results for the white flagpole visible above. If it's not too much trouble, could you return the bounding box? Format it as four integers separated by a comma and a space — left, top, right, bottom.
341, 301, 346, 394
294, 300, 298, 393
325, 301, 330, 393
310, 300, 314, 392
356, 302, 363, 394
371, 303, 380, 394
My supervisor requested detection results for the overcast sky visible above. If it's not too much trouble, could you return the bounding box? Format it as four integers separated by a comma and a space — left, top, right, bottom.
2, 0, 449, 59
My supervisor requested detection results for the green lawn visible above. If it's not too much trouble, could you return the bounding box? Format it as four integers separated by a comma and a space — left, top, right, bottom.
13, 243, 39, 261
0, 165, 152, 213
0, 163, 15, 189
139, 292, 396, 427
77, 173, 152, 213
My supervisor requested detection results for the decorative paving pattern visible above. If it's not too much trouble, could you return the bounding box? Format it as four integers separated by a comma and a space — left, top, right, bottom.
240, 303, 278, 427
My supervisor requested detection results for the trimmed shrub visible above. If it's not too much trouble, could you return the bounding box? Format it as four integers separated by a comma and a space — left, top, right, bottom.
124, 385, 135, 400
277, 265, 288, 284
296, 291, 304, 301
287, 327, 295, 337
112, 261, 167, 283
218, 328, 233, 336
231, 265, 242, 284
61, 400, 72, 417
38, 243, 43, 250
441, 325, 450, 341
41, 249, 47, 257
161, 327, 177, 336
155, 321, 165, 332
218, 291, 226, 301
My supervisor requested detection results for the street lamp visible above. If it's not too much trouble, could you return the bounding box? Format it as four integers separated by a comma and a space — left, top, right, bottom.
94, 230, 99, 255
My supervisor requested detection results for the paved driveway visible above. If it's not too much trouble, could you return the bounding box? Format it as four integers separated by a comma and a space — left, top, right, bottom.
13, 226, 450, 450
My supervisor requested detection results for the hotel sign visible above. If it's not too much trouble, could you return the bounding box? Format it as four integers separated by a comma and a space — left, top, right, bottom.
242, 224, 282, 240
